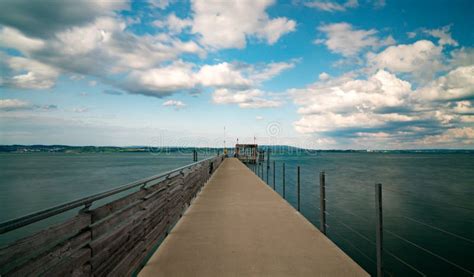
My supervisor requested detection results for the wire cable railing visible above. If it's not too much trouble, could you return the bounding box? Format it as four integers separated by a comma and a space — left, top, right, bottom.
396, 215, 474, 245
322, 206, 430, 276
251, 159, 473, 277
385, 229, 474, 275
327, 224, 377, 265
382, 186, 474, 212
382, 248, 426, 276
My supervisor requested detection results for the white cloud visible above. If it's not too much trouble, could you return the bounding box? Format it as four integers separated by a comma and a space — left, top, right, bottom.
212, 88, 282, 108
191, 0, 296, 49
54, 17, 124, 56
453, 101, 474, 114
0, 99, 30, 111
319, 72, 330, 80
316, 22, 394, 56
290, 70, 415, 133
304, 0, 358, 12
417, 66, 474, 101
423, 25, 458, 47
6, 56, 60, 89
125, 61, 196, 97
0, 27, 45, 52
196, 62, 253, 88
149, 0, 171, 9
153, 13, 192, 34
251, 61, 297, 82
421, 127, 474, 146
163, 100, 186, 110
256, 116, 264, 121
449, 47, 474, 68
367, 40, 443, 78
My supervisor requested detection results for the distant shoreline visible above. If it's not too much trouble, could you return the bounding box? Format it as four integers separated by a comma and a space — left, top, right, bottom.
0, 145, 473, 154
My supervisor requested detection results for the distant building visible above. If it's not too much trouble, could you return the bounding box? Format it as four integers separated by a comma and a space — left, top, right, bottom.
235, 144, 258, 164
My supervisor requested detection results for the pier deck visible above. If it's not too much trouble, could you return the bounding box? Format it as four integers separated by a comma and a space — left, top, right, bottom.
139, 158, 368, 276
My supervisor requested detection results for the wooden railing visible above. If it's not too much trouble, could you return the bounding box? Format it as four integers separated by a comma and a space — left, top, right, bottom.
0, 155, 225, 276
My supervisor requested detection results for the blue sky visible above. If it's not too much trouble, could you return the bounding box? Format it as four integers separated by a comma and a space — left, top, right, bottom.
0, 0, 473, 149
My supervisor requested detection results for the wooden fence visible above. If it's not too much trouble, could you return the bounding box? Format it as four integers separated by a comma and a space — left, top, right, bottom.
0, 156, 225, 276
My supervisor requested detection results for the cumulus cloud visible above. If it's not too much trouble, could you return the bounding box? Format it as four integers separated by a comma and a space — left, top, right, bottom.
196, 63, 253, 89
5, 56, 60, 89
367, 40, 443, 80
0, 0, 295, 100
421, 127, 474, 146
423, 25, 458, 47
124, 61, 196, 97
449, 47, 474, 68
305, 0, 358, 12
290, 70, 414, 133
122, 59, 295, 98
191, 0, 296, 49
416, 66, 474, 101
212, 88, 282, 109
0, 0, 129, 38
162, 100, 186, 110
1, 15, 205, 91
0, 26, 45, 52
289, 58, 474, 148
315, 22, 395, 57
153, 13, 192, 34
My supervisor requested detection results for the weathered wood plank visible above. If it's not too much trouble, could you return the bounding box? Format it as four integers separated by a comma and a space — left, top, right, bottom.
90, 215, 145, 270
91, 200, 143, 239
42, 247, 91, 277
92, 225, 145, 276
108, 240, 146, 276
6, 230, 91, 276
0, 213, 90, 273
91, 189, 147, 222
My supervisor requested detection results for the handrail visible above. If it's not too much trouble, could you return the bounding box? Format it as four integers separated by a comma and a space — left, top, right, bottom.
0, 155, 221, 234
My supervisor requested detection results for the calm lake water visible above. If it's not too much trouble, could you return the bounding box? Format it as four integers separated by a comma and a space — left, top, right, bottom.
252, 152, 474, 276
1, 152, 473, 276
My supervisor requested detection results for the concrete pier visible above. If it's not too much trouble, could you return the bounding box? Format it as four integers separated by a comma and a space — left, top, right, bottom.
139, 158, 368, 276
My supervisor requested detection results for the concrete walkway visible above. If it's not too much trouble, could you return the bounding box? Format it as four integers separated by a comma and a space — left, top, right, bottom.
139, 158, 368, 277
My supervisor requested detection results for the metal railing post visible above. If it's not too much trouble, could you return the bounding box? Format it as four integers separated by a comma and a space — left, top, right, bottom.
272, 160, 276, 190
283, 163, 286, 199
319, 171, 326, 235
297, 166, 301, 211
375, 183, 383, 277
266, 149, 270, 184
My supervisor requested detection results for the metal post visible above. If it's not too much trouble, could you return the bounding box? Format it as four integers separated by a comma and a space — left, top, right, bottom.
297, 166, 301, 211
272, 160, 276, 190
319, 171, 326, 235
266, 149, 270, 184
282, 163, 286, 199
375, 183, 383, 277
